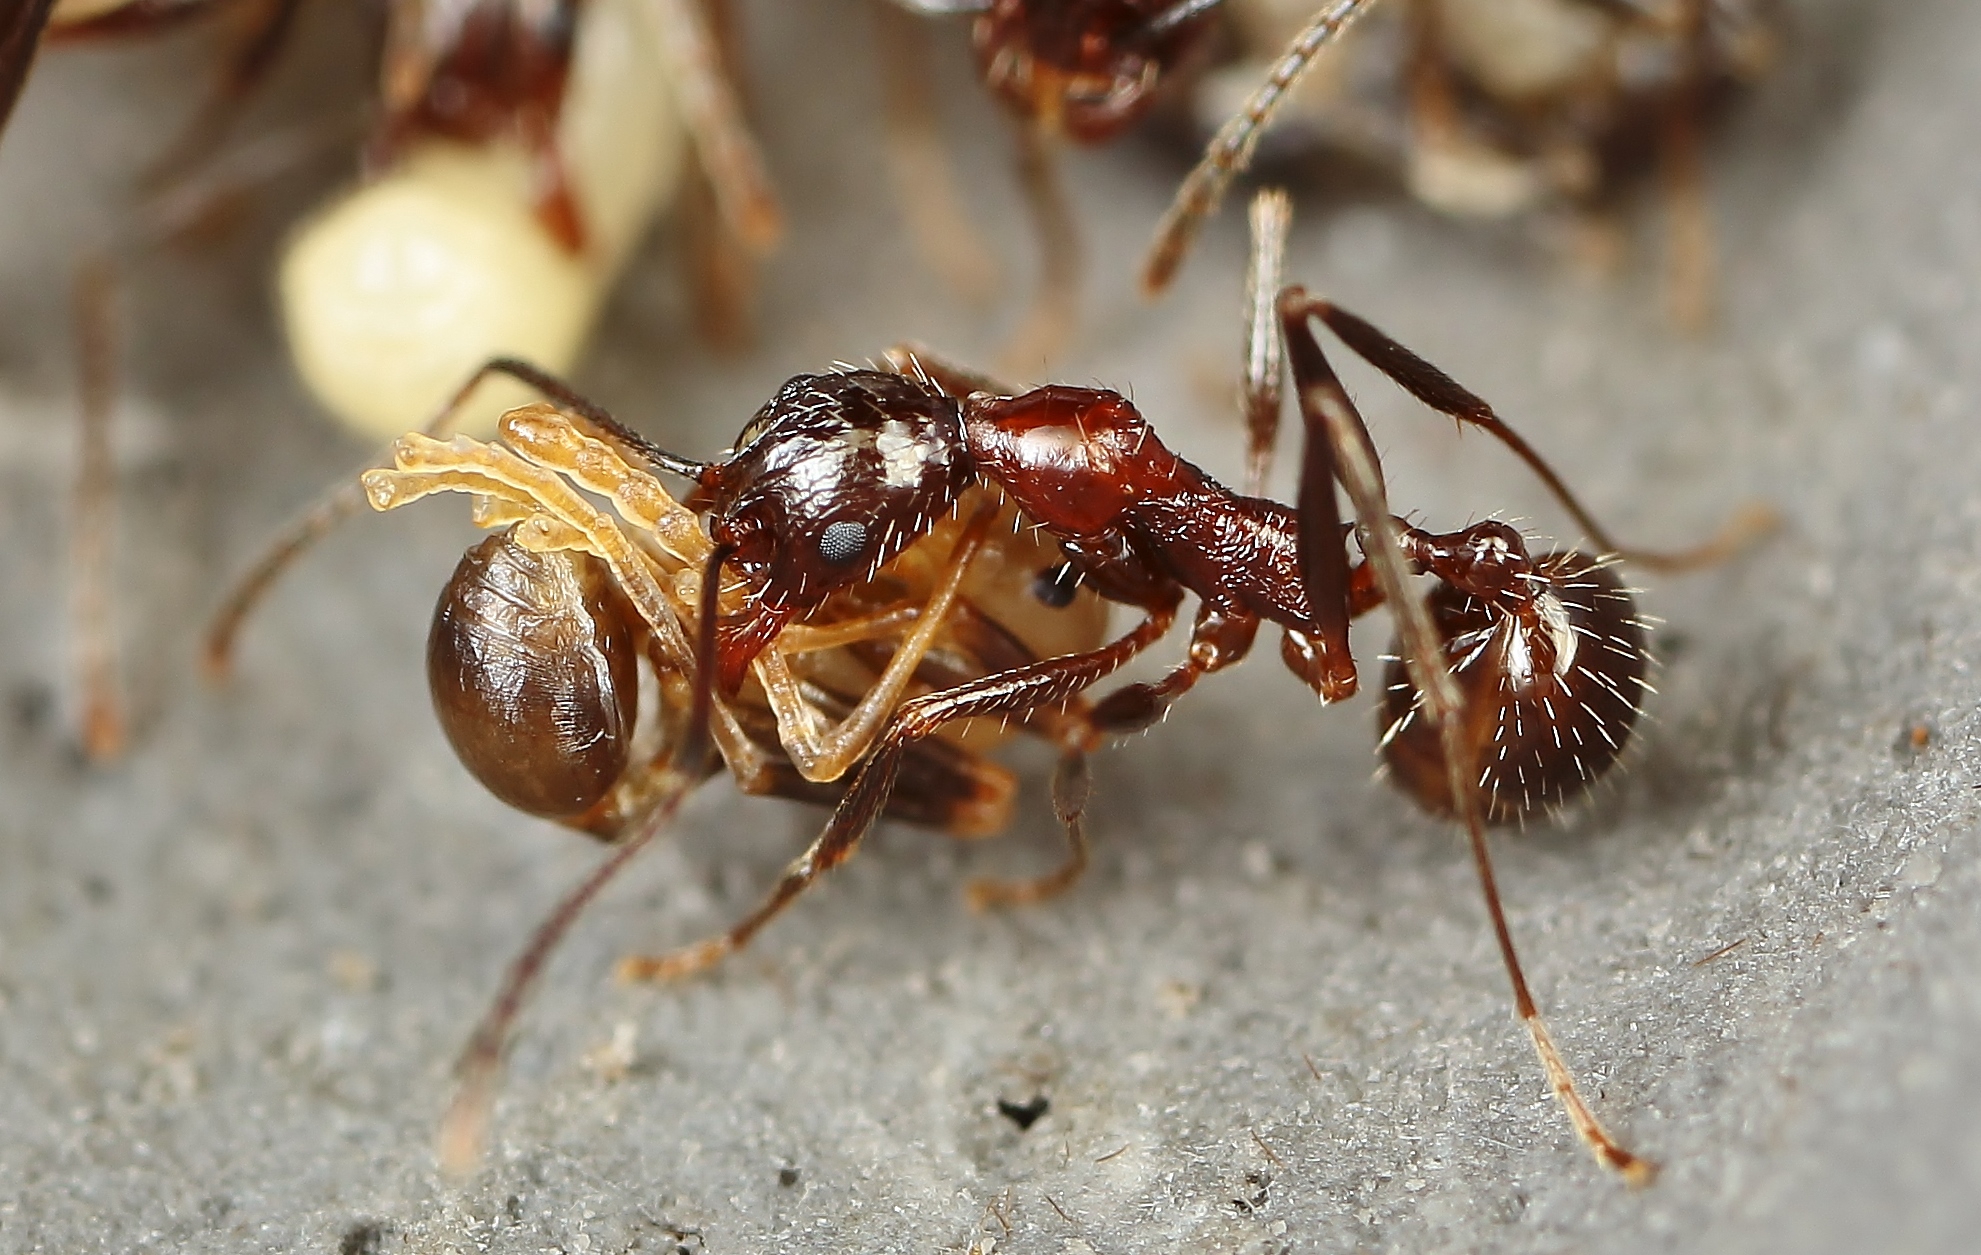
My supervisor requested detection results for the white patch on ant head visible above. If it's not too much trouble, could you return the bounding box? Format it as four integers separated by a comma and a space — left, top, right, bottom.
874, 419, 934, 489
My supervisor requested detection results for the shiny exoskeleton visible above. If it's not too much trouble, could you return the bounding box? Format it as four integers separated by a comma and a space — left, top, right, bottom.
971, 0, 1224, 142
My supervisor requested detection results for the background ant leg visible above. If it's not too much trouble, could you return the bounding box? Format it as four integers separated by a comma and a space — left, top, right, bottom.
137, 0, 308, 190
72, 252, 124, 760
872, 0, 1000, 306
617, 595, 1182, 983
1141, 0, 1383, 296
995, 120, 1080, 378
0, 0, 58, 138
1304, 298, 1775, 571
1240, 189, 1291, 497
650, 0, 784, 254
1659, 0, 1715, 332
1282, 289, 1655, 1184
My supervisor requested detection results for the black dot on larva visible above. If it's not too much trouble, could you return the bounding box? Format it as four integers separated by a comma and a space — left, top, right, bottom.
817, 520, 869, 566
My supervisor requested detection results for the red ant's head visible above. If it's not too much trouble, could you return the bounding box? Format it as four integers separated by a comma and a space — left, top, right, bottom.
697, 371, 973, 690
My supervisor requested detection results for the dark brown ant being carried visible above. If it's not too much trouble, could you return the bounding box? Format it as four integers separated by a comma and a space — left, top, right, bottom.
309, 188, 1766, 1180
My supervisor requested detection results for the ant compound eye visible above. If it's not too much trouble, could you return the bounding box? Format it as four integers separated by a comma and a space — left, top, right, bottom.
817, 519, 869, 567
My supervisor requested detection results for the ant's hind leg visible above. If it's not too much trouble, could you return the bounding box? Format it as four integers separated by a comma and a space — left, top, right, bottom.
1305, 297, 1774, 570
963, 750, 1091, 912
1282, 290, 1656, 1184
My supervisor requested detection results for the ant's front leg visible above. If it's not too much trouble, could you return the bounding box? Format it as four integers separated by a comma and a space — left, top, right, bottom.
617, 590, 1184, 984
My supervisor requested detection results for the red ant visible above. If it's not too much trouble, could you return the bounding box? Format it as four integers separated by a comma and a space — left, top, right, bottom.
268, 187, 1766, 1179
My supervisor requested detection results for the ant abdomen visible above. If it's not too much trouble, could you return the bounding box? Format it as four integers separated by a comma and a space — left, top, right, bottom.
428, 529, 642, 821
1379, 552, 1649, 823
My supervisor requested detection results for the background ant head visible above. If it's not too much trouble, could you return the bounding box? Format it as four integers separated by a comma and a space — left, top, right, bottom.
694, 372, 973, 694
974, 0, 1222, 143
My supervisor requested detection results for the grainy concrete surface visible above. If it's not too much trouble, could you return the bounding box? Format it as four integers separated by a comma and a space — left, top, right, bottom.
2, 2, 1979, 1252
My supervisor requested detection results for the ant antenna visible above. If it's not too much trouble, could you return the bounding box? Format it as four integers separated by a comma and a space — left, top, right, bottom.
1141, 0, 1382, 295
682, 541, 736, 779
1137, 0, 1227, 44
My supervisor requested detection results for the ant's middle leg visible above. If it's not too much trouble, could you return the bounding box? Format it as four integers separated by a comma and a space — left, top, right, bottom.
616, 592, 1183, 983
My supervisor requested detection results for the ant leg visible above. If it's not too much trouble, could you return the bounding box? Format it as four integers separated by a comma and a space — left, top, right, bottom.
649, 0, 784, 254
1660, 0, 1715, 333
202, 358, 701, 677
439, 765, 701, 1177
1141, 0, 1382, 295
873, 0, 1000, 304
732, 504, 1000, 782
1302, 297, 1775, 571
1283, 289, 1656, 1184
0, 0, 58, 137
72, 253, 124, 760
138, 0, 308, 190
964, 749, 1090, 911
1241, 189, 1291, 496
996, 119, 1081, 379
1087, 604, 1262, 734
617, 593, 1181, 983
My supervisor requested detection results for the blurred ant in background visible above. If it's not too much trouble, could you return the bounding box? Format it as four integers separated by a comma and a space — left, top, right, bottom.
1182, 0, 1777, 327
252, 188, 1765, 1176
0, 0, 781, 757
884, 0, 1771, 359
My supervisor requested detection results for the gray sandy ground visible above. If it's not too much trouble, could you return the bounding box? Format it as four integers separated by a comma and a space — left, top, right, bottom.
1, 1, 1977, 1251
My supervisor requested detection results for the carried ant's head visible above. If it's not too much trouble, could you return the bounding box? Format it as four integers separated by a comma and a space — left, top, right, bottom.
701, 371, 972, 613
974, 0, 1221, 143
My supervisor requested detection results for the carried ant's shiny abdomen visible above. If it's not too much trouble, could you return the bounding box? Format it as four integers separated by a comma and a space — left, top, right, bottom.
1379, 552, 1649, 823
428, 530, 641, 821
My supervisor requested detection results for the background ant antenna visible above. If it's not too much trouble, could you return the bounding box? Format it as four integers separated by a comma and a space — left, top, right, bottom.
1282, 287, 1656, 1184
1141, 0, 1383, 295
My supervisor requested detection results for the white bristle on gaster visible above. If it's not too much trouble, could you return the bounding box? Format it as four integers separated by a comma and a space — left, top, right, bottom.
280, 0, 686, 441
